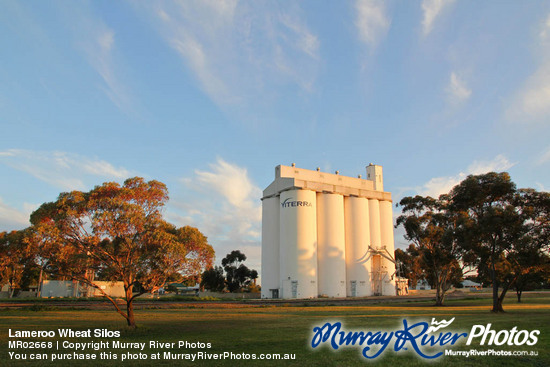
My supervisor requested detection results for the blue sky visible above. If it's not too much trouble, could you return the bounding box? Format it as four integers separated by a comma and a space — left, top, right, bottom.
2, 1, 550, 274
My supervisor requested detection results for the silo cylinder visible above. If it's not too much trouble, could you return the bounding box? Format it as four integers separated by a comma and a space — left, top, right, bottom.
279, 189, 318, 299
261, 196, 280, 299
317, 193, 346, 297
368, 199, 382, 295
344, 196, 371, 297
379, 200, 396, 296
368, 199, 381, 249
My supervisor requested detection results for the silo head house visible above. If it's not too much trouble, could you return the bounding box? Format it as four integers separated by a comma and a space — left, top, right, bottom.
261, 163, 396, 299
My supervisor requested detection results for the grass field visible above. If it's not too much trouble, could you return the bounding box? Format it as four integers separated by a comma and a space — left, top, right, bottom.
1, 294, 549, 367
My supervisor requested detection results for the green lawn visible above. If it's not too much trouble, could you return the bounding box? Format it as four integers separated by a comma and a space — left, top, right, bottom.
1, 295, 549, 366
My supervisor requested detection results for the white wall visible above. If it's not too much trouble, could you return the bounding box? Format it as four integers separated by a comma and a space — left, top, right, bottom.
317, 193, 346, 297
262, 165, 398, 299
279, 189, 318, 299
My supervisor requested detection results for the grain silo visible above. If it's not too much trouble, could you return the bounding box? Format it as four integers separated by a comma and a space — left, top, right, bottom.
261, 163, 397, 299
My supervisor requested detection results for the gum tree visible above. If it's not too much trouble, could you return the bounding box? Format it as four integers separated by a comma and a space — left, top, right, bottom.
0, 229, 39, 298
449, 173, 550, 312
396, 195, 468, 306
221, 250, 258, 292
30, 177, 214, 327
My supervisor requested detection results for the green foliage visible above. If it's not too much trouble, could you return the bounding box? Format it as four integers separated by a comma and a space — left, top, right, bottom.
221, 250, 258, 292
201, 266, 225, 292
448, 172, 550, 312
395, 244, 423, 288
396, 196, 465, 306
29, 177, 214, 327
0, 229, 40, 297
397, 172, 550, 311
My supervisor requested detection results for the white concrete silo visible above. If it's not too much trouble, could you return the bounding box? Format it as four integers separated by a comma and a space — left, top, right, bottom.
279, 189, 318, 299
317, 192, 346, 298
261, 196, 280, 299
261, 163, 397, 299
368, 199, 381, 248
379, 200, 397, 296
344, 196, 371, 297
368, 199, 382, 295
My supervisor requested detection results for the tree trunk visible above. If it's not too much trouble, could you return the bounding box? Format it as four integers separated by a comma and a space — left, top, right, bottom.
37, 267, 43, 298
495, 287, 509, 313
435, 291, 445, 306
126, 301, 135, 328
490, 252, 501, 312
516, 289, 522, 303
495, 277, 516, 312
125, 286, 136, 328
434, 273, 445, 306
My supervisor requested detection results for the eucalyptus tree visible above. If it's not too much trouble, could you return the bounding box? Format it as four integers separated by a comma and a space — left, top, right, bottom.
448, 173, 550, 312
396, 195, 468, 306
31, 177, 214, 327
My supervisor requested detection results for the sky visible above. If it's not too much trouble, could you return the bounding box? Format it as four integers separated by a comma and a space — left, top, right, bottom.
2, 1, 550, 277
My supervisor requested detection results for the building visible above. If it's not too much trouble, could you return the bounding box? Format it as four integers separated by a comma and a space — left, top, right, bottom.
165, 283, 200, 296
414, 279, 431, 290
40, 280, 125, 298
461, 280, 482, 291
261, 164, 397, 299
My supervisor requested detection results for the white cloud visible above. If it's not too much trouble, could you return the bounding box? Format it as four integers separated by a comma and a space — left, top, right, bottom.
53, 1, 133, 114
355, 0, 390, 47
170, 158, 261, 265
170, 35, 235, 104
536, 146, 550, 166
195, 158, 261, 210
0, 1, 133, 115
81, 26, 132, 112
446, 72, 471, 104
509, 63, 550, 122
467, 154, 514, 175
539, 13, 550, 40
0, 149, 132, 191
421, 0, 455, 36
280, 14, 320, 59
140, 1, 319, 108
507, 12, 550, 124
418, 155, 515, 197
0, 198, 31, 231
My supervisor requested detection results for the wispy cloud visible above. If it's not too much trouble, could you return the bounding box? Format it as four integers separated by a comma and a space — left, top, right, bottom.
540, 13, 550, 40
0, 149, 132, 191
418, 155, 515, 197
507, 12, 550, 124
508, 64, 550, 122
536, 146, 550, 166
169, 158, 261, 268
421, 0, 455, 36
54, 2, 134, 114
354, 0, 390, 48
81, 25, 132, 112
140, 1, 319, 108
0, 198, 32, 231
87, 31, 117, 102
446, 71, 471, 105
